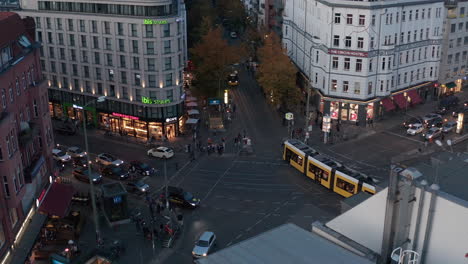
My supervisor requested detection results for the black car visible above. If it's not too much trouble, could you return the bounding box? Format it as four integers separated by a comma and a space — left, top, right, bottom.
101, 165, 129, 180
426, 117, 443, 128
129, 161, 156, 176
160, 186, 200, 208
72, 156, 89, 168
72, 167, 102, 183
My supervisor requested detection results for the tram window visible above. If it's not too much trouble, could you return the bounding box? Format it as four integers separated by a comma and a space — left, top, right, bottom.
292, 154, 303, 166
336, 178, 355, 193
309, 164, 329, 180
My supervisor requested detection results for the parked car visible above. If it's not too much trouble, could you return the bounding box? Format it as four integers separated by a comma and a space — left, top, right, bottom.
192, 231, 216, 258
160, 186, 200, 208
423, 127, 442, 140
72, 156, 89, 168
435, 107, 448, 115
52, 149, 71, 163
407, 123, 424, 135
66, 146, 87, 158
72, 167, 102, 183
402, 117, 423, 128
95, 153, 124, 166
126, 180, 150, 193
422, 113, 442, 124
129, 161, 156, 176
230, 31, 237, 38
426, 117, 443, 128
101, 165, 129, 180
147, 147, 174, 159
441, 121, 457, 133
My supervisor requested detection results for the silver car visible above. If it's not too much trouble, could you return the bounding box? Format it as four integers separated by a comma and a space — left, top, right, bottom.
66, 146, 87, 158
441, 121, 457, 133
95, 153, 124, 166
52, 149, 71, 163
424, 127, 442, 140
192, 231, 216, 258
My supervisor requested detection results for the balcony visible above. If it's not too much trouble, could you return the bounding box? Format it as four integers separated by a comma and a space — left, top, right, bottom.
18, 121, 39, 147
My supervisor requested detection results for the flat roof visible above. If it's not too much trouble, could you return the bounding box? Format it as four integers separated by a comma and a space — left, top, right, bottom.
195, 223, 374, 264
405, 152, 468, 202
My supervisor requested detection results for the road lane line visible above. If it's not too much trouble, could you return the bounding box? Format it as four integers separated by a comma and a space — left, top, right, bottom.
202, 161, 236, 201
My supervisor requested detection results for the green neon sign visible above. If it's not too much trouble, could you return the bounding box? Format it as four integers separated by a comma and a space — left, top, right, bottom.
142, 96, 171, 105
143, 19, 168, 25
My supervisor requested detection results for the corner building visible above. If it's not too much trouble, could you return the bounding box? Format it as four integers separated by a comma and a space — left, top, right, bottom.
283, 0, 444, 124
17, 0, 188, 139
0, 12, 54, 261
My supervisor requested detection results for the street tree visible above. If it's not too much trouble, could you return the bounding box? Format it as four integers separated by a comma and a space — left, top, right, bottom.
190, 16, 214, 44
257, 33, 301, 111
190, 27, 245, 96
217, 0, 247, 32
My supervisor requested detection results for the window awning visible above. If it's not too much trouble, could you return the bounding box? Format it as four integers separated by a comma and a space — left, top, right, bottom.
38, 182, 74, 217
186, 118, 199, 125
392, 93, 407, 109
380, 97, 396, 111
445, 82, 456, 89
407, 90, 422, 105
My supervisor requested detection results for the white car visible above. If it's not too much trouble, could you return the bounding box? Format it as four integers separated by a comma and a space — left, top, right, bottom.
147, 147, 174, 159
95, 153, 124, 166
192, 231, 216, 258
407, 123, 424, 135
52, 149, 71, 163
66, 146, 87, 158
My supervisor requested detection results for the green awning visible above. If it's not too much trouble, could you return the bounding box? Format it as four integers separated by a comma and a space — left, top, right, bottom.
445, 82, 456, 89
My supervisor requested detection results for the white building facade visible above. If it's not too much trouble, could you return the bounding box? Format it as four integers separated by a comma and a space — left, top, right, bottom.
438, 0, 468, 95
17, 0, 188, 139
283, 0, 444, 124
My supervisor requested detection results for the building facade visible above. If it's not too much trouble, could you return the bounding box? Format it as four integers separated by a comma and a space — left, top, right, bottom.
0, 12, 54, 260
242, 0, 284, 34
283, 0, 444, 124
17, 0, 188, 140
438, 0, 468, 95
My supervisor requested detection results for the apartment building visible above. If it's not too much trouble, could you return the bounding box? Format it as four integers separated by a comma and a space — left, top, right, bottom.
0, 12, 54, 261
242, 0, 284, 34
17, 0, 188, 140
283, 0, 444, 124
439, 0, 468, 95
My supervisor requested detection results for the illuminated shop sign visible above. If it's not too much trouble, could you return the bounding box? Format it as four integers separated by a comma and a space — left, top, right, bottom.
328, 49, 368, 58
165, 117, 177, 123
112, 112, 139, 120
143, 19, 168, 25
142, 96, 172, 105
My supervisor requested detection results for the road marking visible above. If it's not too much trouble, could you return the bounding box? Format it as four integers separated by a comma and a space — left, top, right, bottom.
272, 213, 281, 217
256, 212, 266, 215
241, 211, 250, 214
202, 161, 236, 201
245, 227, 253, 232
244, 199, 253, 202
304, 216, 314, 218
383, 130, 424, 144
235, 234, 243, 240
272, 201, 281, 204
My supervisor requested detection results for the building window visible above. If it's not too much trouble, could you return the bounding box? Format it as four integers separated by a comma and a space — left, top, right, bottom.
132, 40, 139, 53
134, 73, 141, 85
121, 71, 127, 84
133, 57, 140, 70
333, 35, 339, 47
1, 89, 6, 108
165, 73, 173, 86
108, 69, 114, 82
355, 59, 362, 72
95, 67, 101, 80
147, 58, 155, 71
343, 81, 349, 93
91, 20, 98, 33
105, 38, 112, 50
118, 39, 125, 52
146, 42, 155, 54
164, 57, 172, 70
346, 14, 353, 25
334, 13, 341, 24
164, 40, 171, 53
369, 59, 373, 72
331, 80, 337, 91
119, 55, 126, 68
163, 24, 170, 37
145, 25, 154, 37
370, 37, 374, 48
345, 36, 351, 47
67, 18, 74, 31
357, 37, 364, 49
106, 54, 113, 66
130, 24, 138, 37
368, 82, 372, 95
10, 208, 18, 227
103, 21, 110, 34
332, 57, 338, 69
3, 176, 10, 197
354, 82, 360, 94
116, 22, 124, 35
344, 58, 350, 70
371, 15, 376, 26
94, 52, 100, 65
359, 15, 365, 26
9, 88, 13, 102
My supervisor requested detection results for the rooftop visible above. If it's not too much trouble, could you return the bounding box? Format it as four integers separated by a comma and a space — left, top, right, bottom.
195, 223, 374, 264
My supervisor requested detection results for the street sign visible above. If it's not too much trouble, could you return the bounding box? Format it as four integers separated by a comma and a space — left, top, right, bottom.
285, 112, 294, 120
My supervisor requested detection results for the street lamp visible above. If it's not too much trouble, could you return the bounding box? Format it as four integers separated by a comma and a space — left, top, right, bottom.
83, 95, 106, 245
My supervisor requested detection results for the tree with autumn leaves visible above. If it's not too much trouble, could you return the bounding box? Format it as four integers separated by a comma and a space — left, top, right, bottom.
257, 33, 301, 111
190, 27, 245, 96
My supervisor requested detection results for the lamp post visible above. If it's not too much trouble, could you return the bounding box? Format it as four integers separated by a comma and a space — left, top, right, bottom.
83, 95, 106, 245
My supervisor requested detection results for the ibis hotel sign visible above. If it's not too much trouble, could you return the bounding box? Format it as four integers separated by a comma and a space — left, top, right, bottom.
143, 19, 168, 25
142, 96, 172, 105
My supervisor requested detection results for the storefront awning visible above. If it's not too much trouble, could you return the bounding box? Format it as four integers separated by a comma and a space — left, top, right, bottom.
445, 82, 457, 89
186, 118, 199, 125
392, 93, 407, 109
186, 102, 198, 107
185, 96, 197, 102
38, 182, 74, 217
381, 97, 396, 111
187, 109, 200, 115
407, 90, 422, 105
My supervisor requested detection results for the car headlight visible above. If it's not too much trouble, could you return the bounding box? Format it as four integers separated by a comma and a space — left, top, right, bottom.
192, 251, 195, 255
203, 253, 207, 256
92, 178, 97, 182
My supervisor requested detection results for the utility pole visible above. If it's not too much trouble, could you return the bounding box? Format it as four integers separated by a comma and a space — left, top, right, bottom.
164, 158, 169, 209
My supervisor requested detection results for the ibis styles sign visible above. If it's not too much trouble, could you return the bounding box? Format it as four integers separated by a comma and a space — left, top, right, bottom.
143, 19, 168, 25
142, 96, 171, 105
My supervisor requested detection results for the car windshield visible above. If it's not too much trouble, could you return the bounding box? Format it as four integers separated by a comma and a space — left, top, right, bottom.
112, 167, 123, 174
184, 192, 194, 200
166, 148, 173, 153
74, 148, 83, 153
196, 240, 209, 247
135, 181, 145, 187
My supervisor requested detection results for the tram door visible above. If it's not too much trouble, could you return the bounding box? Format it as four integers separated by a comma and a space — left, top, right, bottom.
284, 147, 292, 161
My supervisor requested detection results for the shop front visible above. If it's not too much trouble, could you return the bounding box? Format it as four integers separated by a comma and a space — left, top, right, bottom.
440, 79, 464, 96
62, 102, 97, 126
323, 99, 375, 126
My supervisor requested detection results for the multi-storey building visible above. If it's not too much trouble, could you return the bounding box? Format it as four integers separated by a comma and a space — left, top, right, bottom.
242, 0, 284, 34
283, 0, 444, 124
0, 12, 54, 260
17, 0, 188, 140
439, 0, 468, 95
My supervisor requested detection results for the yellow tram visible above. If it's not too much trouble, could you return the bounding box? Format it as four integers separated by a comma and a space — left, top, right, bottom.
283, 139, 376, 198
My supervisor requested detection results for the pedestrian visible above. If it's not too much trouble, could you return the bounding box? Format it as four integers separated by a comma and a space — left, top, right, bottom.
234, 137, 238, 146
336, 124, 340, 132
